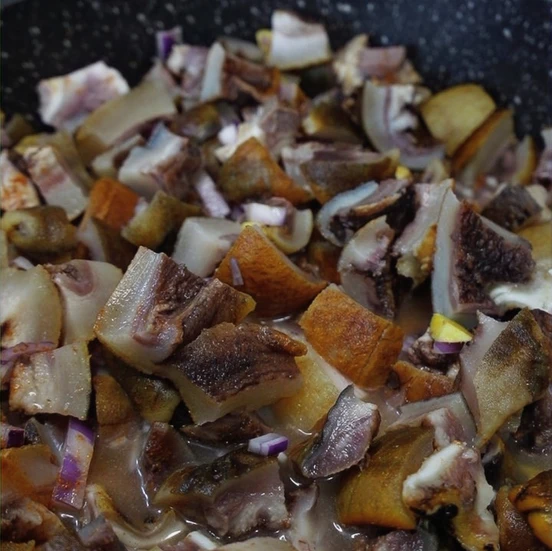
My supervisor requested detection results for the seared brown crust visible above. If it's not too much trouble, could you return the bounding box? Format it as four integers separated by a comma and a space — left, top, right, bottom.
392, 360, 455, 403
167, 322, 305, 402
218, 137, 311, 205
481, 185, 541, 232
163, 449, 275, 498
93, 374, 135, 425
301, 150, 398, 204
134, 252, 255, 347
180, 411, 269, 443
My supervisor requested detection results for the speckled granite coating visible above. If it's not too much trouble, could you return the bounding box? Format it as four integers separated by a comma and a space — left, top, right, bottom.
1, 0, 550, 136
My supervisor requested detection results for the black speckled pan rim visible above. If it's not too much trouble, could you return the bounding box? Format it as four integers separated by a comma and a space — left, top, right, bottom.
1, 0, 551, 136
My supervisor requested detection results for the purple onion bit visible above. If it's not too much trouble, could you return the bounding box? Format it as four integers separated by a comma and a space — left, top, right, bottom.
194, 171, 231, 218
52, 418, 95, 510
230, 257, 244, 287
433, 340, 464, 355
243, 202, 288, 226
248, 433, 289, 456
156, 26, 183, 61
0, 422, 25, 448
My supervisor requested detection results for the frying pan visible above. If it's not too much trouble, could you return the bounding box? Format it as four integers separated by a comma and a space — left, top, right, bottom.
1, 0, 550, 137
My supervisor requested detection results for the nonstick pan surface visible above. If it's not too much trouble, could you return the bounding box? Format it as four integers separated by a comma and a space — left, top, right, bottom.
1, 0, 550, 136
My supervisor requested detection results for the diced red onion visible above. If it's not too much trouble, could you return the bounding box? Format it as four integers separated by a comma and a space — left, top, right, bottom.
243, 202, 288, 226
52, 418, 95, 510
230, 257, 244, 287
218, 124, 238, 146
433, 341, 464, 355
248, 433, 289, 456
194, 170, 231, 218
0, 422, 25, 448
12, 256, 34, 270
156, 26, 183, 61
0, 341, 56, 384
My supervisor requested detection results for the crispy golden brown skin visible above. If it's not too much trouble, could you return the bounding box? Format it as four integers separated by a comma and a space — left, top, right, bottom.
337, 426, 434, 530
216, 225, 327, 317
299, 285, 403, 388
392, 360, 455, 403
218, 137, 311, 205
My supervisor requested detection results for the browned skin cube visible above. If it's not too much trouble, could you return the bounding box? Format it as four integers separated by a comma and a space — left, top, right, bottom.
218, 137, 311, 205
307, 240, 342, 284
337, 426, 434, 530
299, 285, 404, 388
93, 374, 135, 426
83, 177, 140, 231
495, 486, 547, 551
392, 360, 455, 403
509, 470, 552, 548
215, 225, 327, 318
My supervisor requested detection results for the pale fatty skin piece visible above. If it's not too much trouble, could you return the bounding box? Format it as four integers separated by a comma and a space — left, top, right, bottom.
47, 259, 122, 345
9, 341, 91, 420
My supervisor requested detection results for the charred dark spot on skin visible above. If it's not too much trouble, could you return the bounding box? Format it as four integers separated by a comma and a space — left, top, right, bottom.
481, 186, 541, 232
452, 203, 535, 304
1, 321, 14, 341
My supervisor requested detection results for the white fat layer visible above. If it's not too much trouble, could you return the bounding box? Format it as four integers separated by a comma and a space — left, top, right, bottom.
118, 125, 187, 200
51, 260, 123, 345
91, 134, 144, 179
38, 61, 129, 131
394, 180, 452, 284
431, 188, 462, 322
489, 256, 552, 313
94, 247, 178, 369
403, 442, 464, 502
24, 146, 88, 221
316, 180, 379, 246
333, 34, 369, 95
403, 441, 496, 537
185, 531, 220, 550
268, 11, 332, 70
460, 313, 509, 422
200, 42, 226, 102
362, 80, 444, 170
172, 217, 241, 277
527, 184, 552, 222
542, 127, 552, 149
9, 341, 91, 419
